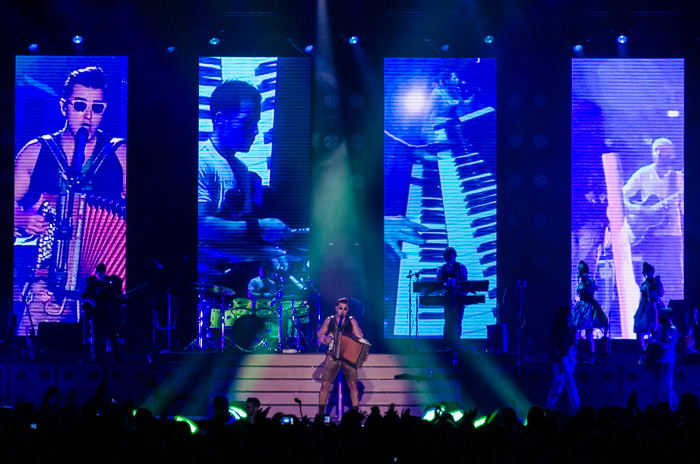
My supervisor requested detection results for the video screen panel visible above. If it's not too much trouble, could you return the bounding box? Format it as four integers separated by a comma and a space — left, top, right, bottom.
571, 59, 684, 339
384, 58, 497, 339
14, 56, 128, 336
197, 57, 310, 344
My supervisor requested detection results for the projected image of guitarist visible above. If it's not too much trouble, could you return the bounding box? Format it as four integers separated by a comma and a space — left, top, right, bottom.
623, 137, 684, 301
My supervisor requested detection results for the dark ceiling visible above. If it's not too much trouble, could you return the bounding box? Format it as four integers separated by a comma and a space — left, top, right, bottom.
3, 1, 700, 57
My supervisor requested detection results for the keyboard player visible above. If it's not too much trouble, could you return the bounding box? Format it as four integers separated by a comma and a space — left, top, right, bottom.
436, 247, 469, 351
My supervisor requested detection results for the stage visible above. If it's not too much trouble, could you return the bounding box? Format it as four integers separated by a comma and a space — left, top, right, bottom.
2, 351, 699, 418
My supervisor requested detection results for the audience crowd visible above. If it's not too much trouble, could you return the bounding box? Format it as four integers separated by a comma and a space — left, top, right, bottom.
1, 382, 699, 464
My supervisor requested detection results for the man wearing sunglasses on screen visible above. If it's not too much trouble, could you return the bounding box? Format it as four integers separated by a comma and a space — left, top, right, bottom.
14, 66, 126, 238
13, 66, 126, 332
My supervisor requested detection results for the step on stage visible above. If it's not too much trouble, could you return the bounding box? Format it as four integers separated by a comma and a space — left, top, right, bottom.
2, 352, 699, 417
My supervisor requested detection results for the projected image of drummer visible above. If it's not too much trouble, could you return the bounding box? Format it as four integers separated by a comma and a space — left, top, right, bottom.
197, 57, 311, 352
13, 57, 127, 337
198, 79, 289, 258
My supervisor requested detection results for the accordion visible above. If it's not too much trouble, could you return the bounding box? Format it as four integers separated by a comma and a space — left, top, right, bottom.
333, 333, 371, 368
38, 193, 125, 291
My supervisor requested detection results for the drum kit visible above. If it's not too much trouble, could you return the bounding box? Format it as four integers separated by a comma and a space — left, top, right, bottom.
191, 282, 311, 352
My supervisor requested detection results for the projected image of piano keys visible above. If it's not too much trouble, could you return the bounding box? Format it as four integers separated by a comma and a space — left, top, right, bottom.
384, 58, 497, 340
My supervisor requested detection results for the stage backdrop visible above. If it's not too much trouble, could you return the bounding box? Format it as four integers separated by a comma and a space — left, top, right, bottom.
13, 56, 128, 337
571, 58, 684, 339
196, 56, 311, 346
384, 58, 498, 339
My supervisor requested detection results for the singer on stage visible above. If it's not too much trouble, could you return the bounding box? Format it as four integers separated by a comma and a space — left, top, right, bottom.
318, 298, 365, 414
436, 247, 469, 351
13, 65, 126, 330
15, 66, 126, 237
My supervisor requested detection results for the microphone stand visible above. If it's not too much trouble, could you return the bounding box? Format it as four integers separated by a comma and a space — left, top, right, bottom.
55, 128, 88, 291
307, 279, 321, 351
406, 271, 413, 351
148, 259, 164, 353
333, 315, 343, 420
408, 269, 431, 351
20, 293, 38, 361
516, 280, 526, 369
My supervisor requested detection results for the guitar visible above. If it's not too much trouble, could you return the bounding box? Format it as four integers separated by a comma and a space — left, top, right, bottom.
626, 190, 683, 246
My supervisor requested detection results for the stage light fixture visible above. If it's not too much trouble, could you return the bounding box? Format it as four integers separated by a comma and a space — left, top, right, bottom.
28, 43, 39, 52
209, 37, 220, 45
441, 44, 450, 52
72, 35, 83, 44
484, 35, 494, 44
304, 44, 314, 53
617, 35, 627, 44
348, 36, 359, 45
573, 44, 583, 53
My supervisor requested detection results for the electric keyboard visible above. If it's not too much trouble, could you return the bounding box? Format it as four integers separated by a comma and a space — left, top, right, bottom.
392, 106, 497, 338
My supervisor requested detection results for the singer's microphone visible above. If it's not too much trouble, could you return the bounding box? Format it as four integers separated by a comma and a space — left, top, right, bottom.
73, 128, 88, 177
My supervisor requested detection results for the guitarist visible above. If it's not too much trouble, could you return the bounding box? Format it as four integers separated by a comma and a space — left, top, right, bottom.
81, 263, 122, 361
623, 138, 683, 302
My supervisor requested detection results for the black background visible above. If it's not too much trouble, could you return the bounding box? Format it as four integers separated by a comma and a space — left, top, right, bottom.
2, 1, 700, 354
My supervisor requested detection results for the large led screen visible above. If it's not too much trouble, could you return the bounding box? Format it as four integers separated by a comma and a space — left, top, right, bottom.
572, 59, 683, 339
384, 58, 497, 340
197, 57, 310, 348
14, 56, 128, 337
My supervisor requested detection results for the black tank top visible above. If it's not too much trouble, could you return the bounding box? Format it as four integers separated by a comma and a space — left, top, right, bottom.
18, 130, 124, 210
328, 316, 354, 335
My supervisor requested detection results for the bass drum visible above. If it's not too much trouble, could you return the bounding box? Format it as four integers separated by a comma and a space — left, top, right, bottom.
232, 315, 269, 352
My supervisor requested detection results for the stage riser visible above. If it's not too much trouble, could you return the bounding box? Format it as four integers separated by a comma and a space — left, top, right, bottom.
3, 356, 699, 417
3, 363, 153, 407
213, 379, 462, 393
209, 366, 455, 380
211, 392, 464, 407
521, 363, 700, 409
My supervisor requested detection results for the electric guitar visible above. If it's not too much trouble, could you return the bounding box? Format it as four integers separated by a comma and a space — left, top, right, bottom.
626, 190, 683, 246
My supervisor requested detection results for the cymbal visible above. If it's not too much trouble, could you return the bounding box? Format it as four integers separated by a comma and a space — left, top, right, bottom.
192, 282, 235, 297
199, 245, 285, 263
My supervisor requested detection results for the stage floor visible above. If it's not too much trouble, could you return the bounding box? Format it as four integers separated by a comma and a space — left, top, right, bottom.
2, 351, 699, 418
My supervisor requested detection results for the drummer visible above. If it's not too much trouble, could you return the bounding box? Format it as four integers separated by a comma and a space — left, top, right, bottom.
248, 262, 289, 348
247, 262, 279, 301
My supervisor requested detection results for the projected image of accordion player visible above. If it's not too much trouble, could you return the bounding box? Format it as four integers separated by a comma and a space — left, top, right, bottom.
80, 263, 123, 362
317, 298, 370, 414
14, 66, 126, 328
198, 80, 290, 264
